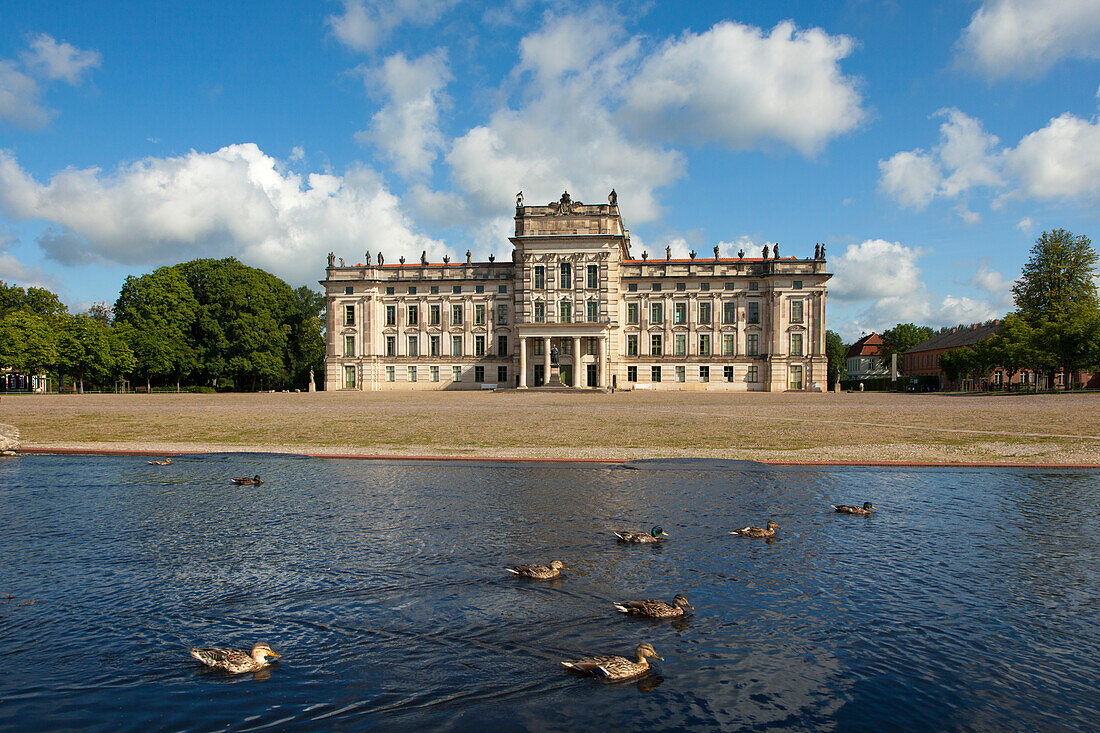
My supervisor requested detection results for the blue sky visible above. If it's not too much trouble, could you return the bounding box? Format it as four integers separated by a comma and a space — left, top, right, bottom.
1, 0, 1098, 340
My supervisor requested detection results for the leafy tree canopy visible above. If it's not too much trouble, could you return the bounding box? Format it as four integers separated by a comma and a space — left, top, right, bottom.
825, 330, 847, 387
1013, 229, 1099, 323
880, 323, 934, 374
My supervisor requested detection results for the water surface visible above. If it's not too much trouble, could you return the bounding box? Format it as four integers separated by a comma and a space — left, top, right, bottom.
1, 455, 1098, 731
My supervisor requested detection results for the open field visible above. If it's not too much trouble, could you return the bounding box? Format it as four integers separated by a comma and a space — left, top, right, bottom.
3, 389, 1100, 464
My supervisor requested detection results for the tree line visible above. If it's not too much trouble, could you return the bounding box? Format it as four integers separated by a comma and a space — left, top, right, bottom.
0, 258, 324, 392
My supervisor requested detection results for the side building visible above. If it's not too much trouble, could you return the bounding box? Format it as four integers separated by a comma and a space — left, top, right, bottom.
321, 192, 831, 391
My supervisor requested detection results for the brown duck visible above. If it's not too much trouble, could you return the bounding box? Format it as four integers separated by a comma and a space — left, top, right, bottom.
505, 560, 566, 579
190, 642, 280, 673
232, 475, 263, 485
730, 520, 778, 538
561, 642, 663, 680
614, 594, 693, 618
832, 502, 876, 516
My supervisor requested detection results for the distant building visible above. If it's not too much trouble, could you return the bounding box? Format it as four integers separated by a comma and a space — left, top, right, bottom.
845, 332, 889, 381
321, 191, 831, 391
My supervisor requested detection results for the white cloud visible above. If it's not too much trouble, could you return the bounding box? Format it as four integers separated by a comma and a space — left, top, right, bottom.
1016, 216, 1034, 234
958, 0, 1100, 80
1003, 112, 1100, 201
357, 51, 451, 178
970, 260, 1015, 310
829, 238, 924, 302
20, 33, 101, 85
327, 0, 459, 53
620, 20, 865, 156
289, 146, 305, 162
878, 149, 940, 209
0, 144, 443, 286
0, 60, 49, 128
0, 252, 61, 291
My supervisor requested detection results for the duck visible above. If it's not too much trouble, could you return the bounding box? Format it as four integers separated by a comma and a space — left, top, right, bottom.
190, 642, 280, 673
505, 560, 566, 579
730, 520, 779, 538
561, 642, 663, 680
615, 526, 668, 544
832, 502, 877, 516
232, 475, 263, 485
614, 594, 693, 618
147, 458, 172, 465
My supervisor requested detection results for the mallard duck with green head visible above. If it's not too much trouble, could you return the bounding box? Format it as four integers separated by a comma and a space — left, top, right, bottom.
190, 642, 280, 673
505, 560, 566, 579
730, 520, 778, 538
832, 502, 876, 516
615, 526, 668, 543
561, 642, 663, 680
614, 594, 693, 618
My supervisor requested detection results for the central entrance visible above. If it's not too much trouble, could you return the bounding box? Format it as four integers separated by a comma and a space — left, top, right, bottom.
560, 364, 573, 387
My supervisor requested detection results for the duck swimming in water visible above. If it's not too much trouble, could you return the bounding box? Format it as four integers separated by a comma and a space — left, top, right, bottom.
232, 475, 263, 485
730, 520, 779, 538
614, 594, 693, 618
615, 526, 668, 543
506, 560, 566, 579
832, 502, 876, 516
147, 458, 172, 465
190, 642, 280, 673
561, 642, 663, 680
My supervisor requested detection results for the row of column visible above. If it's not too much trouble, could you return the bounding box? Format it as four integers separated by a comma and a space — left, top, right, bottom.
518, 336, 606, 389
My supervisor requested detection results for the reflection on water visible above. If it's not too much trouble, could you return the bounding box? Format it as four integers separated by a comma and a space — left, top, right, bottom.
1, 456, 1098, 731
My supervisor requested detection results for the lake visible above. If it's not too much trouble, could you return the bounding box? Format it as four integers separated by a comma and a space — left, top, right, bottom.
1, 454, 1098, 731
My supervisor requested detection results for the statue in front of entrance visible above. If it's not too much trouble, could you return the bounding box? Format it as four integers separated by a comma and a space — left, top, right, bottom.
550, 345, 559, 365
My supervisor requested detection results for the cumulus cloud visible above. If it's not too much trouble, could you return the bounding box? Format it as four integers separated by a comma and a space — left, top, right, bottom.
957, 0, 1100, 80
1016, 216, 1034, 234
828, 238, 924, 302
1003, 112, 1100, 201
970, 260, 1015, 310
0, 252, 61, 291
620, 20, 865, 156
327, 0, 459, 53
20, 33, 101, 84
356, 51, 451, 178
0, 144, 443, 286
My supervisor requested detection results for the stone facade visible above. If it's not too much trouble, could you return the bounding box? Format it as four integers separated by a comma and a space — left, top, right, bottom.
321, 192, 831, 391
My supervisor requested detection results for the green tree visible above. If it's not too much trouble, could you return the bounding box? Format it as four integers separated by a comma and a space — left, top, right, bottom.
1036, 304, 1100, 389
1013, 229, 1098, 322
0, 281, 68, 318
880, 323, 934, 375
115, 267, 199, 391
290, 285, 325, 389
58, 315, 115, 392
985, 315, 1036, 389
0, 310, 60, 376
825, 330, 847, 389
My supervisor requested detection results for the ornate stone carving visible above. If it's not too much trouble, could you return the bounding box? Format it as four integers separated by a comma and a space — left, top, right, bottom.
516, 190, 524, 208
608, 188, 617, 206
339, 257, 345, 267
689, 250, 696, 260
443, 254, 450, 264
327, 252, 335, 268
714, 245, 720, 260
488, 253, 495, 262
551, 190, 580, 215
399, 256, 405, 265
641, 251, 648, 261
738, 249, 744, 260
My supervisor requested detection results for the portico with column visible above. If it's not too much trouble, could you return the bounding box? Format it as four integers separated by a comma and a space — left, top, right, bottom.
515, 325, 610, 388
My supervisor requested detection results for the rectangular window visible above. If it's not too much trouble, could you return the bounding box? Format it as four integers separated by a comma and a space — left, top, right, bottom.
344, 334, 355, 356
651, 302, 663, 324
699, 334, 711, 356
676, 365, 686, 382
430, 365, 439, 382
452, 285, 462, 294
724, 365, 734, 382
674, 302, 687, 324
789, 364, 803, 390
497, 335, 508, 355
793, 280, 802, 290
676, 282, 686, 292
747, 334, 759, 356
700, 282, 710, 291
699, 301, 712, 324
534, 266, 545, 289
790, 300, 804, 323
475, 304, 485, 325
675, 333, 686, 356
452, 304, 463, 325
499, 284, 507, 293
385, 305, 396, 326
430, 335, 440, 357
724, 282, 735, 290
534, 301, 545, 323
407, 305, 419, 325
559, 262, 572, 288
586, 337, 597, 356
559, 301, 571, 323
586, 300, 598, 322
627, 334, 639, 356
651, 334, 663, 356
451, 335, 462, 356
344, 304, 355, 326
651, 366, 662, 382
407, 335, 419, 357
452, 366, 462, 382
790, 333, 803, 356
722, 333, 735, 356
723, 301, 736, 324
430, 285, 439, 294
700, 365, 710, 382
408, 286, 417, 295
344, 286, 353, 295
430, 304, 441, 325
652, 283, 662, 292
627, 366, 638, 382
474, 335, 485, 356
497, 304, 508, 325
747, 301, 760, 324
747, 365, 759, 382
474, 365, 484, 382
627, 302, 639, 324
475, 285, 484, 294
386, 286, 395, 295
534, 339, 544, 355
587, 264, 598, 289
386, 365, 395, 382
749, 282, 759, 291
497, 365, 508, 383
628, 283, 638, 292
407, 365, 417, 382
386, 335, 396, 357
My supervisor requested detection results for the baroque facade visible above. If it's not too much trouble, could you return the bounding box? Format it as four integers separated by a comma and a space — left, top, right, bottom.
322, 192, 831, 391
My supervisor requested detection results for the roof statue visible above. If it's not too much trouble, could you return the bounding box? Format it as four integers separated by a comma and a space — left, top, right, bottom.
738, 249, 744, 260
489, 253, 495, 262
714, 245, 720, 259
378, 252, 384, 266
666, 245, 671, 261
762, 245, 768, 260
820, 244, 826, 259
773, 243, 779, 258
689, 250, 696, 260
365, 250, 371, 265
339, 257, 345, 267
466, 250, 472, 264
516, 190, 523, 207
552, 190, 579, 215
421, 250, 428, 266
399, 255, 405, 265
443, 254, 450, 264
608, 188, 617, 206
327, 252, 335, 267
641, 251, 648, 261
814, 243, 820, 259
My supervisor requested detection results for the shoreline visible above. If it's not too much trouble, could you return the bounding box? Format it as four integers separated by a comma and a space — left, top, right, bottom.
18, 445, 1100, 469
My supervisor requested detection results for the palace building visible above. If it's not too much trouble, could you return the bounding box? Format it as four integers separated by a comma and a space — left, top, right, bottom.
321, 191, 831, 391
